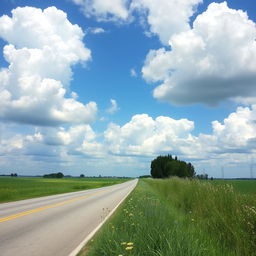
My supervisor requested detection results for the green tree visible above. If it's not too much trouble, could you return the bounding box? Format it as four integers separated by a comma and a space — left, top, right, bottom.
151, 155, 195, 178
43, 172, 64, 178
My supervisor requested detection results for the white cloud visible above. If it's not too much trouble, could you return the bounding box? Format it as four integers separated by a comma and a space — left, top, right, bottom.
233, 97, 256, 106
208, 105, 256, 151
72, 0, 202, 44
130, 68, 137, 77
142, 2, 256, 106
71, 0, 130, 22
39, 125, 95, 146
102, 106, 256, 171
0, 6, 97, 126
131, 0, 202, 44
89, 27, 106, 34
0, 124, 105, 158
104, 114, 195, 156
106, 99, 119, 114
142, 48, 172, 83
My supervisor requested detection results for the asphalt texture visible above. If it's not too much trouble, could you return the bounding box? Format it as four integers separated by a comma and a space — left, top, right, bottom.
0, 179, 138, 256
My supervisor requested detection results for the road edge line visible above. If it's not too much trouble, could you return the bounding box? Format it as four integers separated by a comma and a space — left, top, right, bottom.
68, 179, 138, 256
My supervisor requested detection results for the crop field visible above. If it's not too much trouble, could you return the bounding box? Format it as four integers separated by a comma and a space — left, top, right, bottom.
209, 179, 256, 194
81, 178, 256, 256
0, 177, 130, 203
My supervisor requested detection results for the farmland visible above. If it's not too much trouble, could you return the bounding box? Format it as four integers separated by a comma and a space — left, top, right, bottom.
81, 178, 256, 256
0, 177, 130, 203
209, 179, 256, 194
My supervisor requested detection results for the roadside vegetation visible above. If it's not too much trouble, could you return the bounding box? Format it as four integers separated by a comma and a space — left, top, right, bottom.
0, 177, 130, 203
82, 178, 256, 256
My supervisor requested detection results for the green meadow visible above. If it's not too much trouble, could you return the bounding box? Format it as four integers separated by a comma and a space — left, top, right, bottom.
82, 178, 256, 256
0, 177, 130, 203
209, 179, 256, 194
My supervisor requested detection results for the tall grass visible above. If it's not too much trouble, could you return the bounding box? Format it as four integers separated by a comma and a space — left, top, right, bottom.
148, 178, 256, 255
82, 178, 256, 256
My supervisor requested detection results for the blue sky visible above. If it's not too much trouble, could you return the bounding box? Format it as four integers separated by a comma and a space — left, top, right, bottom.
0, 0, 256, 178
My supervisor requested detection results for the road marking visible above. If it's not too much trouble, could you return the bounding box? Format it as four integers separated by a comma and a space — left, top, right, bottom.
0, 189, 108, 223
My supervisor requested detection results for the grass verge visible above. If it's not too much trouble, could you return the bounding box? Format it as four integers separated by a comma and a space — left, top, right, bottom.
81, 178, 256, 256
0, 177, 130, 203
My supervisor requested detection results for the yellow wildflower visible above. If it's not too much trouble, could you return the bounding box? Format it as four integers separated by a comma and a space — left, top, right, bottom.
127, 242, 134, 246
125, 246, 133, 250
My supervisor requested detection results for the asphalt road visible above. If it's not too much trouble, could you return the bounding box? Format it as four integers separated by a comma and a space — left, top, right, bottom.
0, 179, 137, 256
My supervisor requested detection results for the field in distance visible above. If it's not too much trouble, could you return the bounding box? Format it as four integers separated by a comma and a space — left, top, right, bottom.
0, 177, 131, 203
208, 179, 256, 194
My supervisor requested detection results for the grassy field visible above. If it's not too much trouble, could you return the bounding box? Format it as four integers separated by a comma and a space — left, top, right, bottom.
0, 177, 130, 203
81, 178, 256, 256
209, 179, 256, 194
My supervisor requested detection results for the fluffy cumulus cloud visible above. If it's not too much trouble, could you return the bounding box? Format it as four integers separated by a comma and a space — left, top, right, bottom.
38, 124, 105, 158
104, 114, 195, 156
131, 0, 202, 44
0, 124, 105, 160
0, 6, 97, 126
208, 105, 256, 152
143, 2, 256, 105
103, 106, 256, 166
72, 0, 202, 44
72, 0, 130, 21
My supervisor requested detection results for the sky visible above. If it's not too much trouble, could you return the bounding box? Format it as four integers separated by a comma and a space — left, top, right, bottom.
0, 0, 256, 178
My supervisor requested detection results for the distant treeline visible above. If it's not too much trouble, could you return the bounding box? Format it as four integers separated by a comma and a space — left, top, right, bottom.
0, 173, 18, 177
43, 172, 64, 178
151, 155, 195, 178
139, 175, 152, 178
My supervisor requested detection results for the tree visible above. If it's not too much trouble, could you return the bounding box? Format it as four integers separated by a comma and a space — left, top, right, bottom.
164, 161, 178, 177
196, 174, 208, 180
151, 155, 195, 179
56, 172, 64, 178
80, 174, 85, 178
43, 172, 64, 178
151, 155, 173, 178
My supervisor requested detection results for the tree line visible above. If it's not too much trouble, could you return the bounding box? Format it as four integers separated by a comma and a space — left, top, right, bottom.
151, 155, 195, 178
43, 172, 64, 178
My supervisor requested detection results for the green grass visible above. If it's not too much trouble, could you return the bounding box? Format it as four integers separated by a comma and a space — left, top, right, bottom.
208, 179, 256, 194
81, 178, 256, 256
0, 177, 130, 203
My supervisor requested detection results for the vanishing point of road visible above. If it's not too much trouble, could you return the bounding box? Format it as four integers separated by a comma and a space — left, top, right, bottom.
0, 179, 137, 256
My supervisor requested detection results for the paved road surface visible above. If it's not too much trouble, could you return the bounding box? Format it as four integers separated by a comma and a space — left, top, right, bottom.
0, 179, 137, 256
